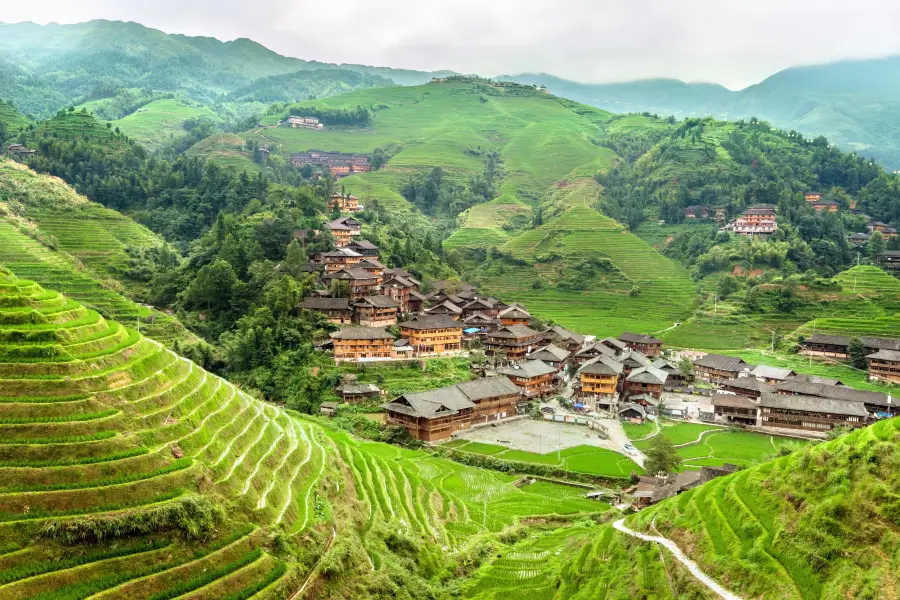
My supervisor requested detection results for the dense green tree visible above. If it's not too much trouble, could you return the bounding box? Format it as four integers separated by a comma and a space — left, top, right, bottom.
849, 337, 868, 369
643, 434, 681, 476
867, 230, 886, 264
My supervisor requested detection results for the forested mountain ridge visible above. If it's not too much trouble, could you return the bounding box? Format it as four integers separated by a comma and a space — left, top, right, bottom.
0, 20, 447, 119
503, 56, 900, 170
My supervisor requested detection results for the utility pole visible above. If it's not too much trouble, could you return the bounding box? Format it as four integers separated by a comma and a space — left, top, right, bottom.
771, 330, 776, 353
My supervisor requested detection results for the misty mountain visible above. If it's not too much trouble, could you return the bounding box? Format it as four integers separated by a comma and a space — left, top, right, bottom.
504, 57, 900, 169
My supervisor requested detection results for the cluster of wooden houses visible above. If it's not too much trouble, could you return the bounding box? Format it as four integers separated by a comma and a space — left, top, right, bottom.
291, 150, 371, 178
690, 352, 897, 433
799, 334, 900, 385
6, 143, 36, 157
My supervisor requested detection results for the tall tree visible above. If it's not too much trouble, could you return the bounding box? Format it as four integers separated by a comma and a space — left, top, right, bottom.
643, 434, 681, 476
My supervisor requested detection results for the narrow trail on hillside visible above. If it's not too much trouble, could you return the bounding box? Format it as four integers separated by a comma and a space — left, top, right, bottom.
288, 526, 338, 600
613, 518, 743, 600
651, 322, 681, 335
674, 428, 722, 448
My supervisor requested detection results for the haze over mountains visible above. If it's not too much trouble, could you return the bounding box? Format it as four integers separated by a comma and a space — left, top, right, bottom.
2, 19, 900, 169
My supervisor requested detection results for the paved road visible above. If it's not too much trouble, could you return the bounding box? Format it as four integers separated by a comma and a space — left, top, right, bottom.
613, 518, 743, 600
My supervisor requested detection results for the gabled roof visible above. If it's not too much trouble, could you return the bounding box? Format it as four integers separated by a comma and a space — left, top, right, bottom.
354, 295, 398, 309
335, 382, 381, 395
382, 388, 473, 419
356, 258, 385, 269
785, 374, 844, 387
383, 275, 414, 288
543, 325, 585, 345
489, 324, 538, 339
425, 300, 463, 315
498, 304, 531, 319
464, 311, 497, 324
463, 297, 496, 310
579, 355, 624, 376
618, 403, 646, 418
721, 377, 774, 393
619, 332, 663, 345
323, 267, 379, 281
575, 343, 617, 359
775, 380, 888, 407
804, 334, 850, 346
330, 216, 360, 227
861, 336, 900, 351
330, 327, 394, 340
348, 239, 378, 250
497, 360, 557, 379
712, 393, 758, 410
626, 366, 668, 385
455, 376, 521, 401
867, 349, 900, 362
319, 248, 362, 258
409, 290, 427, 301
600, 337, 628, 350
620, 350, 650, 368
526, 344, 570, 362
693, 353, 749, 371
759, 392, 868, 417
398, 315, 462, 330
750, 365, 796, 381
650, 358, 676, 372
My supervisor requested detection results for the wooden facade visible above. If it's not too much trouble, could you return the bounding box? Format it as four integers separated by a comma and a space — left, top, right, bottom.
330, 327, 395, 363
618, 332, 663, 357
758, 392, 868, 432
484, 325, 539, 361
398, 315, 463, 356
300, 297, 352, 325
867, 349, 900, 384
353, 296, 399, 328
496, 361, 557, 398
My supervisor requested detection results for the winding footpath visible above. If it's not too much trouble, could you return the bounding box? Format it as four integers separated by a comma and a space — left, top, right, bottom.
613, 518, 743, 600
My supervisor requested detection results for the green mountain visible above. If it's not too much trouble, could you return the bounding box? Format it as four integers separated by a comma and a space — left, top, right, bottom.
505, 56, 900, 170
0, 98, 30, 131
0, 20, 449, 119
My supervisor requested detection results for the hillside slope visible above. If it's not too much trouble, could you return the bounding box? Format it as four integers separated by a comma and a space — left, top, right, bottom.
470, 179, 696, 335
628, 417, 900, 599
0, 20, 448, 118
0, 160, 194, 345
0, 269, 656, 598
506, 56, 900, 170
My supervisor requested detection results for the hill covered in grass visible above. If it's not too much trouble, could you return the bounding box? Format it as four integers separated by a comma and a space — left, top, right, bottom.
0, 99, 30, 133
0, 160, 195, 346
0, 268, 696, 599
628, 416, 900, 599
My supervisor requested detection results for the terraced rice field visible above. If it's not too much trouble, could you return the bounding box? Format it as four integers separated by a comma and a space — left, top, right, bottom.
474, 180, 696, 336
0, 161, 191, 345
0, 269, 611, 598
628, 416, 900, 598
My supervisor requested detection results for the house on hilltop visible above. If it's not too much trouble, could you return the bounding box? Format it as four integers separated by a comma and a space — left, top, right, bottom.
330, 327, 395, 363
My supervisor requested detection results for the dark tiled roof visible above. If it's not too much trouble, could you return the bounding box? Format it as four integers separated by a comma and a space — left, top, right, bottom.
354, 295, 398, 308
426, 300, 463, 314
722, 377, 774, 393
861, 337, 900, 351
497, 360, 557, 379
619, 332, 663, 344
804, 334, 850, 346
693, 353, 749, 371
348, 239, 378, 250
335, 382, 381, 395
750, 365, 796, 381
323, 267, 378, 281
775, 381, 888, 406
330, 327, 394, 340
712, 393, 757, 410
867, 349, 900, 362
759, 392, 868, 417
626, 366, 668, 385
579, 356, 623, 376
398, 315, 462, 330
456, 376, 521, 401
526, 344, 570, 362
489, 324, 538, 339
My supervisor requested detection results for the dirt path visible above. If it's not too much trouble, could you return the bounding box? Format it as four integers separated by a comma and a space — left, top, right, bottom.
613, 519, 743, 600
288, 526, 337, 600
674, 428, 721, 448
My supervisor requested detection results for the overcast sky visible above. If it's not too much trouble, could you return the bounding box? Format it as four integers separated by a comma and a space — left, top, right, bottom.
4, 0, 900, 89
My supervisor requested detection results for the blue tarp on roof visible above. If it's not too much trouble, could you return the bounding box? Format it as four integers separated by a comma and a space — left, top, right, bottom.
463, 328, 481, 334
574, 403, 585, 409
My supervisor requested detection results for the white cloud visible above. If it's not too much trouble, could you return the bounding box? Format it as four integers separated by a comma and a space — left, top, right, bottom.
3, 0, 900, 89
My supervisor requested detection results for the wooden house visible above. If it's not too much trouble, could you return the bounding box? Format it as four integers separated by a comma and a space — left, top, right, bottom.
408, 290, 426, 314
462, 312, 498, 335
619, 350, 650, 378
683, 205, 709, 219
317, 248, 364, 274
326, 216, 361, 246
539, 325, 585, 354
461, 297, 498, 319
776, 379, 893, 416
804, 192, 822, 203
328, 192, 360, 212
382, 376, 521, 441
885, 251, 900, 273
848, 232, 870, 246
484, 325, 539, 361
498, 304, 531, 327
599, 337, 628, 354
720, 377, 773, 399
425, 300, 463, 320
353, 295, 399, 328
347, 239, 379, 257
624, 366, 668, 400
758, 392, 868, 432
866, 349, 900, 384
322, 267, 382, 300
800, 334, 851, 359
693, 354, 751, 383
398, 315, 463, 356
576, 356, 623, 409
618, 332, 663, 357
382, 275, 414, 313
711, 393, 759, 426
300, 297, 352, 324
356, 258, 385, 278
330, 327, 395, 363
573, 342, 617, 365
335, 382, 382, 403
496, 360, 558, 398
811, 200, 839, 213
750, 365, 796, 385
650, 358, 686, 389
526, 344, 570, 370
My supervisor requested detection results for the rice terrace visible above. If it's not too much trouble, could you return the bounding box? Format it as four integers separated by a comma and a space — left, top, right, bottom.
1, 9, 900, 600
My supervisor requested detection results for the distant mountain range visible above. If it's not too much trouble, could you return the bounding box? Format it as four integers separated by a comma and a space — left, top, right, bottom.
3, 19, 900, 169
500, 59, 900, 169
